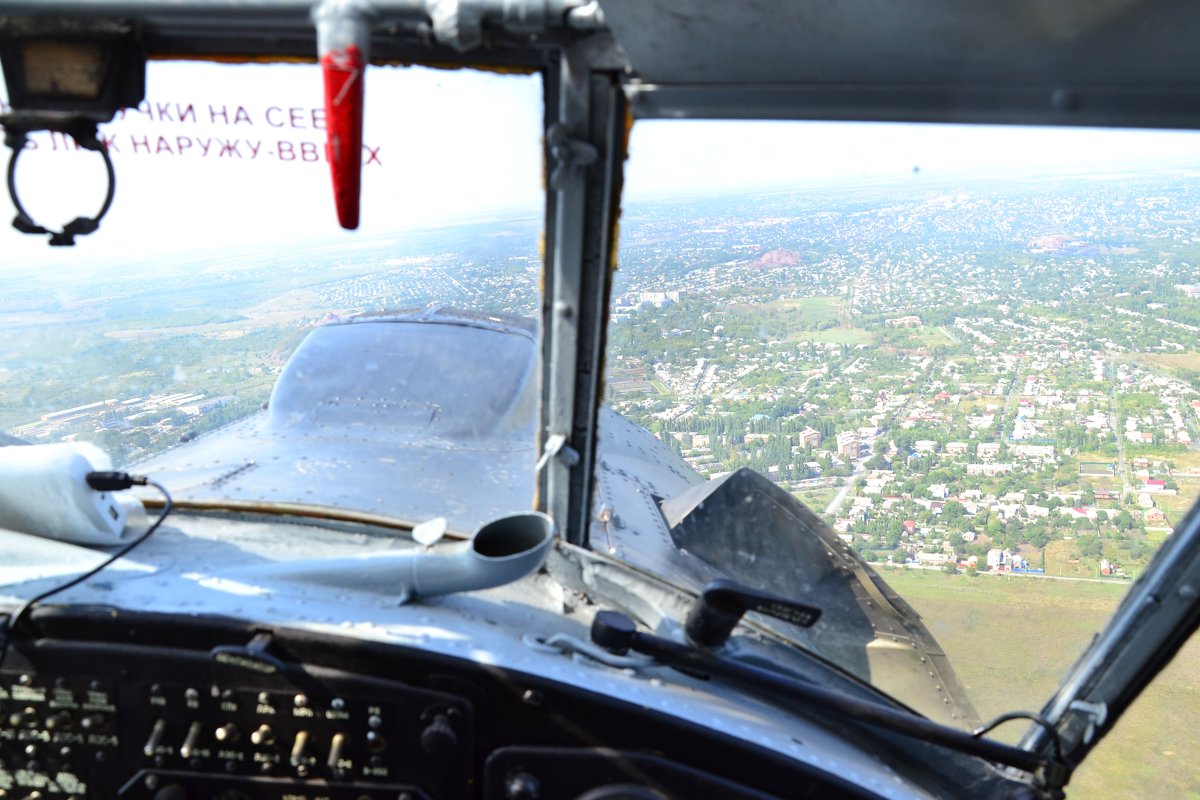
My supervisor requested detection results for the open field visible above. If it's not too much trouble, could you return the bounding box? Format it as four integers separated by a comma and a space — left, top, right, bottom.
1041, 538, 1139, 579
792, 486, 839, 512
877, 568, 1200, 798
1157, 488, 1200, 524
1027, 305, 1077, 323
1131, 352, 1200, 376
792, 327, 875, 344
649, 378, 673, 397
731, 295, 842, 319
727, 296, 875, 345
774, 295, 845, 324
910, 326, 956, 349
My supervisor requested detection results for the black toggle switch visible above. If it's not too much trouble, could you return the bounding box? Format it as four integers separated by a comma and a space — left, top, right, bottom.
250, 724, 275, 746
144, 719, 166, 758
179, 722, 203, 759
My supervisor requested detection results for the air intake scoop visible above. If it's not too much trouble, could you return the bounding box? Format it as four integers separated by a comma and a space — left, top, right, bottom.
229, 511, 555, 602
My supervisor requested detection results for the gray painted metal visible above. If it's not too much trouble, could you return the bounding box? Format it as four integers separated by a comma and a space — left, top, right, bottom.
626, 83, 1200, 129
0, 0, 592, 24
137, 310, 539, 534
602, 0, 1200, 127
131, 311, 978, 728
0, 0, 600, 61
542, 44, 590, 543
586, 413, 978, 732
540, 36, 623, 547
0, 514, 938, 799
601, 0, 1200, 86
225, 510, 554, 601
564, 49, 623, 550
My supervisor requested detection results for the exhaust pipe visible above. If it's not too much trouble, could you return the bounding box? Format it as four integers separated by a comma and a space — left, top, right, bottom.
240, 511, 554, 602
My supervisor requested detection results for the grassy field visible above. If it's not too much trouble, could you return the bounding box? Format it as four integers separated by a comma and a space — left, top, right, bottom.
877, 568, 1200, 798
1131, 352, 1200, 376
1127, 448, 1200, 471
730, 296, 875, 345
792, 486, 838, 512
1158, 488, 1200, 524
775, 296, 844, 325
910, 326, 957, 349
793, 327, 874, 344
1043, 539, 1100, 578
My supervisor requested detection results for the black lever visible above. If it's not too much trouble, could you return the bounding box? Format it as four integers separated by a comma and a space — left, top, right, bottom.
684, 580, 821, 647
589, 610, 1048, 775
211, 631, 285, 675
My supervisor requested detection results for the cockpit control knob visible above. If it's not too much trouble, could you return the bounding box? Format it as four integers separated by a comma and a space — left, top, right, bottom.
419, 713, 458, 759
365, 730, 387, 753
215, 723, 239, 743
8, 707, 36, 728
44, 711, 72, 731
79, 713, 105, 731
505, 771, 541, 800
151, 784, 187, 800
250, 724, 275, 746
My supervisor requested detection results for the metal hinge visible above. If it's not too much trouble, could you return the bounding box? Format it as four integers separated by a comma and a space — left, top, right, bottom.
1067, 699, 1108, 745
536, 432, 580, 472
547, 123, 598, 191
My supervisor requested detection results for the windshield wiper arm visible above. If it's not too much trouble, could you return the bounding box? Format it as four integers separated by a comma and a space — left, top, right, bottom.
684, 579, 822, 646
590, 609, 1051, 777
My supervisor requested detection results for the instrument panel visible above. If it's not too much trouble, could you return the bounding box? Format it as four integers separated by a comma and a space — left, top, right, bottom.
0, 610, 870, 800
0, 650, 471, 799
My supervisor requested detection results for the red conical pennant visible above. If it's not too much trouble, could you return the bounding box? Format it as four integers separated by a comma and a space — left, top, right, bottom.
321, 43, 365, 230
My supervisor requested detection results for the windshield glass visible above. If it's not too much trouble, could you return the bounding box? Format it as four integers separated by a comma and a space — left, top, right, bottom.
0, 61, 544, 531
6, 57, 1200, 799
605, 119, 1200, 795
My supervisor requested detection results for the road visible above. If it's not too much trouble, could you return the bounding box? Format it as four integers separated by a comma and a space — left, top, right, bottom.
824, 460, 865, 516
1000, 355, 1025, 438
978, 570, 1131, 585
1108, 357, 1131, 499
882, 564, 1131, 585
937, 325, 959, 344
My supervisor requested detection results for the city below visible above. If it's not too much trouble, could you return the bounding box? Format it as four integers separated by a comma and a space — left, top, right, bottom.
7, 168, 1200, 586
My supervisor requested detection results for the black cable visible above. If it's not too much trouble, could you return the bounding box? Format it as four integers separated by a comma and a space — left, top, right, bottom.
973, 711, 1065, 764
592, 611, 1049, 774
7, 472, 173, 639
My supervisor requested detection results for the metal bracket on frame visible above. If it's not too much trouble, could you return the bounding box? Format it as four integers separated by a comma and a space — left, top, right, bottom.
536, 432, 580, 473
547, 122, 598, 191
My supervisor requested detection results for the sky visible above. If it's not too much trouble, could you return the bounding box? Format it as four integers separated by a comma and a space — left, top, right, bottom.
3, 59, 1200, 269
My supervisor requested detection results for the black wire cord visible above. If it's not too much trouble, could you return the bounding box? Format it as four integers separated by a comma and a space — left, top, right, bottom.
7, 471, 173, 638
973, 710, 1065, 764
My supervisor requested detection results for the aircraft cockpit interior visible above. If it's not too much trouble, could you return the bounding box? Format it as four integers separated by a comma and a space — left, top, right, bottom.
2, 2, 1200, 799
